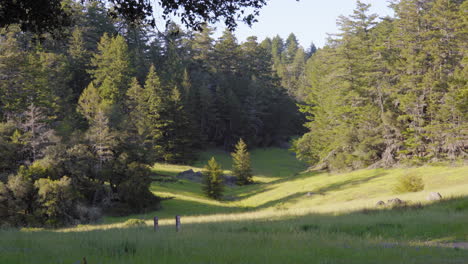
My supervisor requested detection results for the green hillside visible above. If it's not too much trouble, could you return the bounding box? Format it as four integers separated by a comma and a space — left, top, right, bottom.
1, 148, 467, 264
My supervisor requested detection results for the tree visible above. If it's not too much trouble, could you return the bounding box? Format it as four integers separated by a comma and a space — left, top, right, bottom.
295, 0, 467, 170
67, 27, 91, 100
0, 27, 27, 120
0, 122, 24, 178
89, 33, 133, 109
85, 111, 117, 172
0, 0, 71, 35
231, 138, 253, 185
1, 0, 270, 35
21, 104, 56, 163
284, 33, 299, 64
202, 157, 224, 199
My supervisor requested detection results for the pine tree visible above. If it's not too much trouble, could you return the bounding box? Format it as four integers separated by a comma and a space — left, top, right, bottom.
202, 157, 224, 199
213, 29, 240, 74
78, 82, 101, 121
231, 138, 253, 185
144, 65, 170, 161
0, 27, 27, 119
68, 27, 91, 100
284, 33, 299, 64
89, 33, 133, 109
165, 86, 194, 163
191, 24, 215, 71
85, 110, 117, 171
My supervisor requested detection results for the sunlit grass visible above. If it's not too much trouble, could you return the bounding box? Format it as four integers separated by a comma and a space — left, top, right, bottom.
2, 147, 468, 264
3, 197, 468, 264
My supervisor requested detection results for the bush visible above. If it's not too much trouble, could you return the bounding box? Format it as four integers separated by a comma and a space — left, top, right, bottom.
394, 173, 424, 193
75, 204, 102, 223
116, 162, 160, 214
123, 218, 146, 227
35, 176, 79, 227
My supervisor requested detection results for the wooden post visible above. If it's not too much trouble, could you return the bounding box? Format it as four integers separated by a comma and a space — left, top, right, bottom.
153, 216, 159, 231
175, 215, 181, 232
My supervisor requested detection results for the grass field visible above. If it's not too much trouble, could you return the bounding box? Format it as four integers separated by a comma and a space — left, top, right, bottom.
1, 148, 467, 263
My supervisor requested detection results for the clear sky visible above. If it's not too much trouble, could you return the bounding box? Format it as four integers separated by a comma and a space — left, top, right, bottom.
216, 0, 394, 48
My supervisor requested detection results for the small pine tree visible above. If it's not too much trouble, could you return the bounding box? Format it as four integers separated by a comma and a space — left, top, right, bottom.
231, 138, 253, 185
202, 157, 224, 199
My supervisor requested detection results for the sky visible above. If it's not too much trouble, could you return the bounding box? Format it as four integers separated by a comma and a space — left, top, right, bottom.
154, 0, 395, 48
226, 0, 395, 48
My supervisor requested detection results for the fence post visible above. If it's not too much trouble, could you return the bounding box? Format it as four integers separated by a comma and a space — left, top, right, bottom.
175, 215, 181, 232
153, 216, 159, 231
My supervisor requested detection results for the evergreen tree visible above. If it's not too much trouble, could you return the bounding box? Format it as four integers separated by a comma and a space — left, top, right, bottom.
202, 157, 224, 199
191, 24, 215, 71
0, 27, 27, 120
67, 27, 91, 100
213, 29, 240, 74
88, 33, 133, 117
85, 110, 117, 172
231, 138, 253, 185
78, 82, 101, 122
284, 33, 299, 64
164, 86, 194, 163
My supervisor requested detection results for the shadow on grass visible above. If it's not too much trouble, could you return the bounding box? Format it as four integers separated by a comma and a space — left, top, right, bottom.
103, 198, 247, 224
314, 172, 387, 194
245, 172, 386, 210
181, 196, 468, 243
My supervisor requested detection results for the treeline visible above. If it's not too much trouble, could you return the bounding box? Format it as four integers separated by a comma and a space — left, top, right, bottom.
0, 1, 304, 227
295, 0, 467, 171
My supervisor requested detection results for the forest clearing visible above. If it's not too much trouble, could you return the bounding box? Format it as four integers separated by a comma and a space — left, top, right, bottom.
1, 148, 467, 263
0, 0, 467, 263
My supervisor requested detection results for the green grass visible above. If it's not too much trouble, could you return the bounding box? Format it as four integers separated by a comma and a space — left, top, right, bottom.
1, 147, 468, 263
2, 198, 467, 264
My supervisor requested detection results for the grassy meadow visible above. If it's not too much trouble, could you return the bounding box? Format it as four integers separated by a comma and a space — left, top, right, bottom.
1, 148, 467, 263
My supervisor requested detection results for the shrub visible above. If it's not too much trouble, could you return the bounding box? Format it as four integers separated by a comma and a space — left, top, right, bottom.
123, 218, 146, 227
75, 204, 102, 223
116, 162, 160, 214
394, 173, 424, 193
35, 176, 79, 227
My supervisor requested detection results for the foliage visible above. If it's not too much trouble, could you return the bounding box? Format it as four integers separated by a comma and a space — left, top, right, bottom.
0, 0, 71, 35
116, 163, 160, 214
0, 0, 268, 35
296, 0, 467, 171
231, 139, 253, 185
202, 157, 224, 200
122, 218, 146, 227
393, 173, 425, 194
34, 176, 78, 227
2, 164, 468, 263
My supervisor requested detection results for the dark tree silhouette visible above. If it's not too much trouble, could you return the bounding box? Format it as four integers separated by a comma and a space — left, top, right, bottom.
0, 0, 275, 34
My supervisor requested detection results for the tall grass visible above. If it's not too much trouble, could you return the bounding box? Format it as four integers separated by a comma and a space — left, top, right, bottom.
1, 197, 467, 264
1, 148, 467, 263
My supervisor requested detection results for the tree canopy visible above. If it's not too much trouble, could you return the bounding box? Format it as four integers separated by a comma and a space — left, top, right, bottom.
0, 0, 273, 35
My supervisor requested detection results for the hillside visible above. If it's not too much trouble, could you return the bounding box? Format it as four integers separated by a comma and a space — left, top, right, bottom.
103, 148, 468, 223
2, 148, 466, 264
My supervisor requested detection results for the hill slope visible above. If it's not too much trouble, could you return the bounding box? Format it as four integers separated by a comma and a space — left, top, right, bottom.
1, 148, 467, 264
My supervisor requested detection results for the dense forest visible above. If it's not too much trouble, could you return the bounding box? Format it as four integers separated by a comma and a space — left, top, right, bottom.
0, 0, 466, 227
0, 0, 306, 227
295, 0, 467, 171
